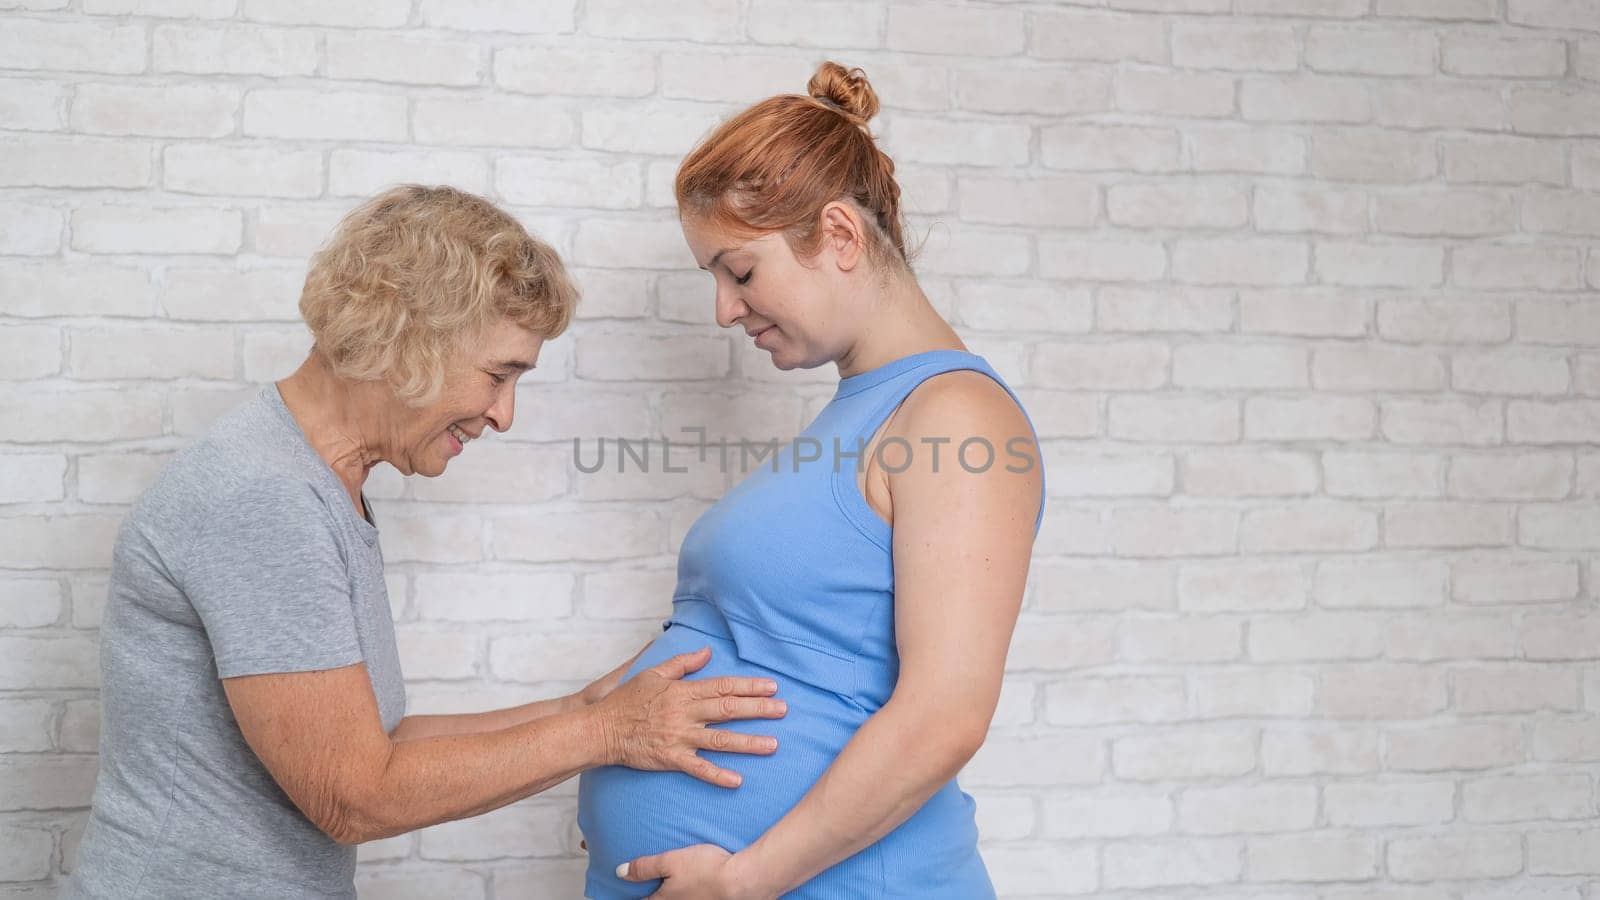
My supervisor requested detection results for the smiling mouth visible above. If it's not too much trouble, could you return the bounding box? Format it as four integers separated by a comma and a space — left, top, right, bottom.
447, 423, 473, 447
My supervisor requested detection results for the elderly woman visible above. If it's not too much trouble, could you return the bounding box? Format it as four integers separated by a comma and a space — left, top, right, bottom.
63, 186, 786, 900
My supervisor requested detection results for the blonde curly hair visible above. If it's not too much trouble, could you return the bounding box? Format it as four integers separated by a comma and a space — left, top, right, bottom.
299, 185, 578, 407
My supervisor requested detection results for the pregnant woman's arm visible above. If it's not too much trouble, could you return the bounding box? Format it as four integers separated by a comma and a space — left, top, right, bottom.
620, 372, 1043, 899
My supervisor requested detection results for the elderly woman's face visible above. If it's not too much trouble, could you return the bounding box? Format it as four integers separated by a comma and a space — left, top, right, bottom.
394, 318, 543, 477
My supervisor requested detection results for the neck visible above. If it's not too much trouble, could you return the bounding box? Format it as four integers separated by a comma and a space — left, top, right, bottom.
275, 353, 387, 505
835, 268, 966, 379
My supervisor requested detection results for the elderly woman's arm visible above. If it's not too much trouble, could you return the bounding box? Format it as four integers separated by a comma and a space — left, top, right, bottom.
223, 646, 785, 845
387, 647, 645, 742
618, 373, 1041, 898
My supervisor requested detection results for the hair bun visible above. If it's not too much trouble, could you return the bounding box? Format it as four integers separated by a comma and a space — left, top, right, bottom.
807, 61, 879, 122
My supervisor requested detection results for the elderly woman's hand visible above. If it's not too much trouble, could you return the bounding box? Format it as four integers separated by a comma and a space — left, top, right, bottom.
576, 645, 648, 708
592, 646, 786, 788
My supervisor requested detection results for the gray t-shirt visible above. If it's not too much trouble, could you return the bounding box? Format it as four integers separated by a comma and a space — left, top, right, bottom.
64, 384, 407, 899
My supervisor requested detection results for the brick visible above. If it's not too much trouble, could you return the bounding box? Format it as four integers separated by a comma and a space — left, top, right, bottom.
0, 635, 102, 688
490, 509, 663, 562
1527, 827, 1600, 875
1242, 77, 1371, 123
1521, 504, 1600, 550
1375, 82, 1505, 131
1008, 617, 1118, 671
1378, 0, 1498, 17
889, 117, 1031, 167
1387, 502, 1515, 548
0, 136, 152, 189
1456, 667, 1579, 714
660, 52, 809, 104
913, 227, 1030, 278
966, 735, 1105, 786
585, 0, 740, 41
1377, 190, 1513, 237
1041, 124, 1180, 172
1325, 781, 1454, 826
495, 47, 653, 97
72, 83, 238, 138
0, 387, 162, 443
1107, 183, 1247, 229
1104, 838, 1243, 889
572, 219, 692, 270
153, 24, 318, 76
1178, 561, 1308, 613
1456, 246, 1584, 290
82, 0, 234, 14
1097, 286, 1233, 333
1248, 395, 1376, 441
1037, 13, 1167, 63
416, 0, 574, 33
1038, 449, 1173, 496
1032, 562, 1174, 613
1316, 558, 1448, 609
1119, 616, 1242, 662
244, 90, 407, 142
1184, 451, 1318, 493
1313, 345, 1446, 391
1044, 676, 1186, 725
329, 149, 490, 198
78, 451, 173, 505
1237, 0, 1368, 14
1109, 507, 1238, 557
0, 576, 62, 627
1322, 452, 1444, 500
1454, 558, 1580, 605
325, 34, 483, 85
1382, 398, 1503, 445
1255, 187, 1368, 234
1378, 299, 1510, 344
1113, 728, 1256, 781
1312, 132, 1436, 182
887, 4, 1023, 56
1308, 27, 1436, 75
161, 266, 302, 321
1038, 237, 1168, 282
1247, 834, 1380, 882
1387, 721, 1524, 770
1520, 299, 1600, 345
1042, 787, 1173, 838
1387, 611, 1519, 659
1111, 396, 1239, 444
1513, 89, 1600, 136
0, 19, 145, 74
1250, 612, 1386, 663
1173, 342, 1307, 389
1509, 0, 1600, 31
1317, 242, 1445, 287
1174, 239, 1308, 285
1114, 70, 1234, 117
1522, 189, 1600, 236
241, 0, 409, 26
1179, 784, 1318, 834
1172, 23, 1297, 71
70, 325, 234, 380
747, 0, 882, 48
954, 66, 1110, 116
1533, 719, 1600, 761
1444, 137, 1566, 185
1443, 34, 1568, 77
72, 205, 241, 255
1453, 351, 1570, 396
1263, 725, 1379, 775
581, 106, 721, 156
1388, 833, 1524, 880
164, 143, 321, 198
0, 77, 66, 131
1240, 288, 1368, 337
1188, 128, 1306, 174
1191, 669, 1316, 717
957, 283, 1093, 334
1242, 504, 1380, 553
417, 802, 570, 860
960, 174, 1100, 225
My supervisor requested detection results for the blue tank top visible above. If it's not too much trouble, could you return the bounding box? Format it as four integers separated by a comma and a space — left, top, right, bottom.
577, 349, 1045, 898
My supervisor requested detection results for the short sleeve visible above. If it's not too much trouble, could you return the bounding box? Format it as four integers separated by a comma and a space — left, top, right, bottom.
179, 477, 363, 679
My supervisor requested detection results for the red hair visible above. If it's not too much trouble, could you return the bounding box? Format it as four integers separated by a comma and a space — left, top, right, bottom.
675, 61, 909, 267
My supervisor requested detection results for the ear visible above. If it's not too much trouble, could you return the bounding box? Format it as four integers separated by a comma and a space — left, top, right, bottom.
817, 201, 867, 273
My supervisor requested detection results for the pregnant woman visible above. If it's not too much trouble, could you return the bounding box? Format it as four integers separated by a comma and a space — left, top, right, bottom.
577, 63, 1046, 899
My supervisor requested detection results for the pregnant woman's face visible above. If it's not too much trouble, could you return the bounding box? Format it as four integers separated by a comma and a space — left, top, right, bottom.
387, 319, 543, 477
682, 214, 856, 373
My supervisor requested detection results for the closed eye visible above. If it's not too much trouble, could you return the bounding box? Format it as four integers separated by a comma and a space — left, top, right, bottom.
489, 371, 508, 385
734, 268, 753, 285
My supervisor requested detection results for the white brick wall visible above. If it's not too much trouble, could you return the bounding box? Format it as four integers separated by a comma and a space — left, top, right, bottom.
2, 1, 1598, 897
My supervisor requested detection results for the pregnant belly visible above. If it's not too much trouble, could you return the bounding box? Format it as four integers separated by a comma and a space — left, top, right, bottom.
577, 621, 873, 899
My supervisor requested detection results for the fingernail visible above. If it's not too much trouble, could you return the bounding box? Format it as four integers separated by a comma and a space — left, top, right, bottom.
764, 681, 778, 693
615, 862, 630, 878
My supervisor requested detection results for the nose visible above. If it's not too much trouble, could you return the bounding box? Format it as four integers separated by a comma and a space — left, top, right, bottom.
714, 283, 748, 330
485, 382, 515, 433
